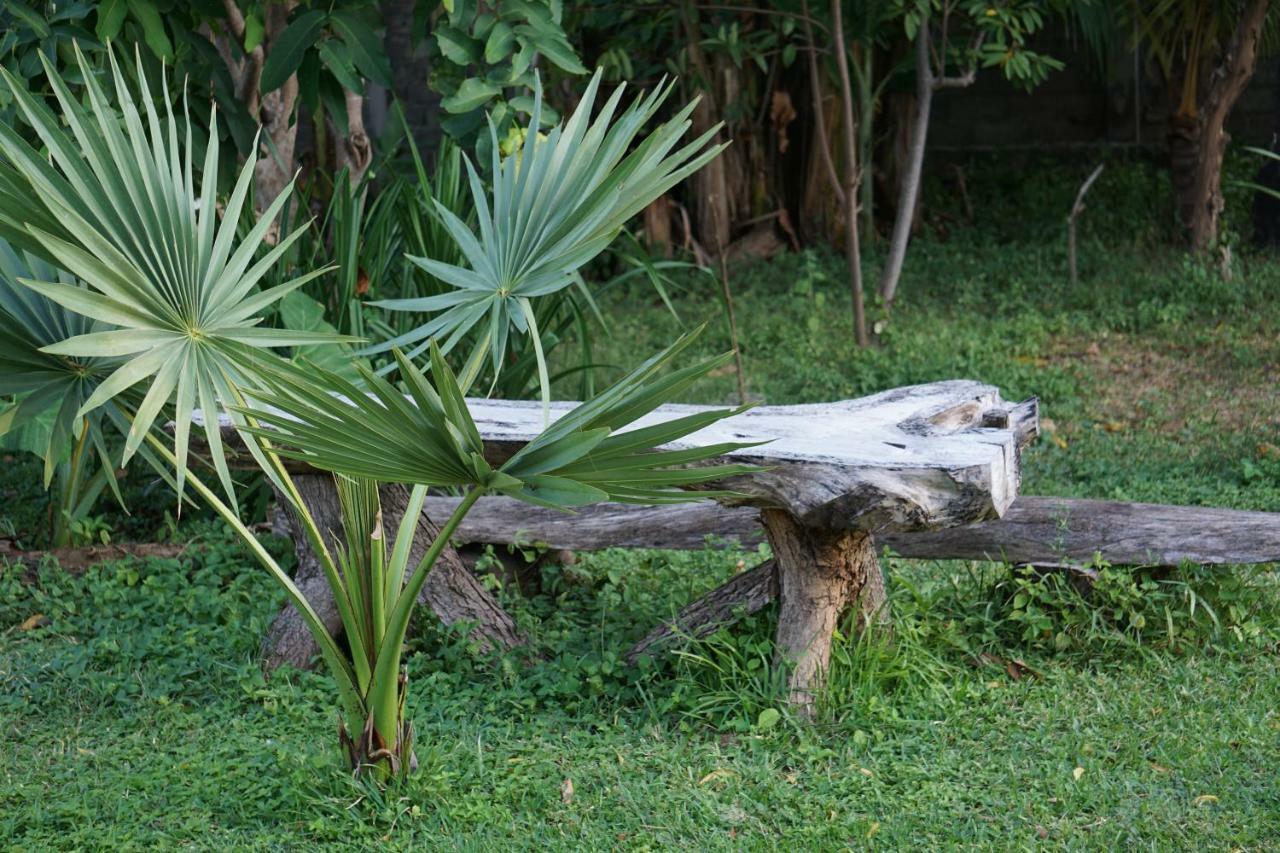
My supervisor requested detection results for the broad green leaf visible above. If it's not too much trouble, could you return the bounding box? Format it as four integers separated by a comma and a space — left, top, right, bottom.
435, 25, 481, 65
125, 0, 172, 59
318, 39, 363, 95
484, 21, 516, 64
244, 11, 265, 53
331, 10, 393, 87
441, 77, 501, 113
261, 9, 326, 92
95, 0, 129, 41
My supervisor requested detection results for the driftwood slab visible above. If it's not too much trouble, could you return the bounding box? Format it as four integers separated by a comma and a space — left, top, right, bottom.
464, 380, 1036, 532
428, 496, 1280, 567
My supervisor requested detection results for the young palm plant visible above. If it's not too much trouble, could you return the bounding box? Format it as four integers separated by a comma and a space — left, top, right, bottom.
0, 239, 131, 545
367, 69, 726, 414
0, 50, 753, 780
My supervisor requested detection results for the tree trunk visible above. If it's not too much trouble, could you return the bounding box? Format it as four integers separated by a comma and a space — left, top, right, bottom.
1187, 0, 1271, 251
761, 509, 881, 718
829, 0, 869, 346
381, 0, 443, 160
252, 1, 301, 209
877, 27, 934, 310
681, 3, 732, 252
262, 475, 527, 672
335, 89, 373, 188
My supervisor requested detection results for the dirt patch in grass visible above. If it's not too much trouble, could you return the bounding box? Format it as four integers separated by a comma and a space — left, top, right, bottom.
1044, 329, 1280, 437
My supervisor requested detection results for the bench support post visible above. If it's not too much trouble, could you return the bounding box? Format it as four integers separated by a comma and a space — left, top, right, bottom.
761, 509, 886, 717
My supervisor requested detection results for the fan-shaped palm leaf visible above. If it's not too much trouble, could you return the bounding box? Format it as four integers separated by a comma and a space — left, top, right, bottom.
367, 70, 726, 413
0, 45, 351, 503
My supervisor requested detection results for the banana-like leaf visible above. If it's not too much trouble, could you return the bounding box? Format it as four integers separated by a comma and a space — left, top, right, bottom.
367, 69, 726, 410
236, 327, 760, 506
0, 45, 352, 505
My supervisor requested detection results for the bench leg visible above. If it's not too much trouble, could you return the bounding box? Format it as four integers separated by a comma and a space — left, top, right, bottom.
761, 509, 882, 717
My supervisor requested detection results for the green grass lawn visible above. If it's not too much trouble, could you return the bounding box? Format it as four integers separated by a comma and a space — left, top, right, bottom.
3, 154, 1279, 848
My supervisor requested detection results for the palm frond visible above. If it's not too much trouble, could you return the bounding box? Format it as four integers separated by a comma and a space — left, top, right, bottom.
237, 328, 759, 506
0, 238, 118, 486
0, 45, 352, 504
366, 69, 726, 411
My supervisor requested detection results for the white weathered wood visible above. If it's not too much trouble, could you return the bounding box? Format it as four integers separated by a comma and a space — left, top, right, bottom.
464, 380, 1032, 532
192, 380, 1035, 533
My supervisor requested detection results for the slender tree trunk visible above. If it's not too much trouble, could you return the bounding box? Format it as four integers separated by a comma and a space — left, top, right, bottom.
877, 21, 980, 309
217, 0, 300, 210
802, 0, 867, 346
829, 0, 868, 346
335, 90, 374, 188
1187, 0, 1271, 251
877, 27, 933, 311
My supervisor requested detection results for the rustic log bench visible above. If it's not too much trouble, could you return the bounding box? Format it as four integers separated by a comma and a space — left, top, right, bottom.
191, 378, 1038, 713
435, 495, 1280, 665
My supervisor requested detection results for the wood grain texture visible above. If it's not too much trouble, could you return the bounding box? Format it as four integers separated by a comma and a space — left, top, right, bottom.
762, 510, 877, 717
429, 496, 1280, 568
190, 380, 1037, 533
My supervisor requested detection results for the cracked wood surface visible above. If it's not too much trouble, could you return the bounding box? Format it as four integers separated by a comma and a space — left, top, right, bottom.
190, 380, 1037, 534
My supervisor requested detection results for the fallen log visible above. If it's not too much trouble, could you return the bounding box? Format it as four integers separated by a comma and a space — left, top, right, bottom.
0, 541, 187, 575
427, 496, 1280, 568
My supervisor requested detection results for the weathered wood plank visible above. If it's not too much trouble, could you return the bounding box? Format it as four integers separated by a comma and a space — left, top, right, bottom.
192, 380, 1036, 533
625, 560, 778, 664
426, 495, 1280, 567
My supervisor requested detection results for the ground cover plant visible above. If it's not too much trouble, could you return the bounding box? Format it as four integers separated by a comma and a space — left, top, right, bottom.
3, 147, 1279, 846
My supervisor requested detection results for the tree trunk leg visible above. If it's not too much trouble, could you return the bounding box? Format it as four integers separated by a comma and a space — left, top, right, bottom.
261, 474, 527, 672
761, 509, 880, 717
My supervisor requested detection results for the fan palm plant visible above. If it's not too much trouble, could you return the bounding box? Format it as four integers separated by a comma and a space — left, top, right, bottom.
367, 69, 726, 416
0, 45, 345, 508
0, 49, 750, 780
0, 239, 128, 545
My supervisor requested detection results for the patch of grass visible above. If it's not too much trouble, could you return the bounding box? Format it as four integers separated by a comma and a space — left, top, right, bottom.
3, 154, 1279, 846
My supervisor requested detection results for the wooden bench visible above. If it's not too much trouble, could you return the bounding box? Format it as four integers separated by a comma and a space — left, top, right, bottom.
206, 379, 1037, 713
436, 495, 1280, 667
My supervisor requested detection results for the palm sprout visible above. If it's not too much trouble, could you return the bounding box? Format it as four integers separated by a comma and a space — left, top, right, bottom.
233, 327, 757, 776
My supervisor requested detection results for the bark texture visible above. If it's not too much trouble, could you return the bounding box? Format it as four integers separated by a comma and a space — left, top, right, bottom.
429, 493, 1280, 569
1187, 0, 1271, 250
626, 560, 778, 664
262, 475, 526, 672
681, 3, 732, 252
762, 509, 880, 716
